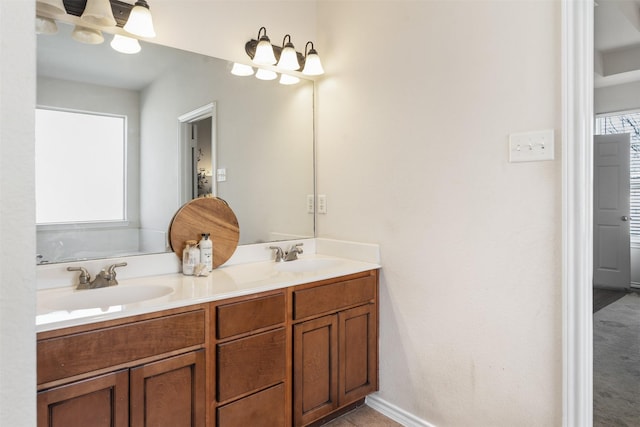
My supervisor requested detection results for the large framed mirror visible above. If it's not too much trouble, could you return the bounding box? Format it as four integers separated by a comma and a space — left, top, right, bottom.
36, 23, 315, 264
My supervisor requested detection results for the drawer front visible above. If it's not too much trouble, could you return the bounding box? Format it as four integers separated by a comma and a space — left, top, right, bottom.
293, 275, 376, 320
38, 310, 206, 385
217, 328, 286, 402
217, 383, 285, 427
216, 293, 285, 339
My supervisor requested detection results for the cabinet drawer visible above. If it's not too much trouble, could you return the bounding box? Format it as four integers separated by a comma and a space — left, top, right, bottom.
216, 293, 285, 339
217, 383, 285, 427
38, 310, 205, 385
293, 275, 376, 320
217, 328, 286, 402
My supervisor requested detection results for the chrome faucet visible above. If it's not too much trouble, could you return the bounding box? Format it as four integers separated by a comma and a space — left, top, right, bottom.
269, 243, 304, 262
67, 262, 127, 290
269, 246, 285, 262
283, 243, 304, 261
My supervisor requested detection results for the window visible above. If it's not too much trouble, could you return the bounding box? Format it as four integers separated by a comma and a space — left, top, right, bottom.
595, 111, 640, 237
35, 108, 126, 225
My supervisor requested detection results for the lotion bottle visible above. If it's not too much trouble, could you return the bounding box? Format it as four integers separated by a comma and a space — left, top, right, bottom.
182, 240, 200, 275
199, 233, 213, 272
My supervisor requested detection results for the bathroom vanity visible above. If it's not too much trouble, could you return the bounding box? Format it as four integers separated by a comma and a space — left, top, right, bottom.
36, 254, 379, 427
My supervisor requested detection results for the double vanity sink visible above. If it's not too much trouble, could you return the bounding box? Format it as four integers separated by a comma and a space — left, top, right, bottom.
36, 250, 381, 426
36, 255, 374, 331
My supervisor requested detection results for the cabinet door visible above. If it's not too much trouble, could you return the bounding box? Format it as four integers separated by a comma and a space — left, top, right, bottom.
37, 370, 128, 427
217, 383, 286, 427
130, 350, 205, 427
293, 315, 338, 426
338, 304, 377, 405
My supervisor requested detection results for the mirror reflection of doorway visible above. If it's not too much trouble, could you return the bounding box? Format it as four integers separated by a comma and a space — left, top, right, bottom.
192, 117, 213, 198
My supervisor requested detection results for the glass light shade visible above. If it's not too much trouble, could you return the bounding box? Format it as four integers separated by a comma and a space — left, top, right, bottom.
81, 0, 117, 27
279, 74, 300, 85
255, 68, 277, 81
71, 26, 104, 44
230, 63, 254, 76
110, 34, 141, 54
36, 16, 58, 34
277, 46, 300, 71
36, 0, 66, 17
124, 1, 156, 38
253, 39, 277, 65
302, 52, 324, 76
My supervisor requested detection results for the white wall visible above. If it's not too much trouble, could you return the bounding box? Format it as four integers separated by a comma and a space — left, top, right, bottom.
0, 0, 36, 425
315, 1, 562, 426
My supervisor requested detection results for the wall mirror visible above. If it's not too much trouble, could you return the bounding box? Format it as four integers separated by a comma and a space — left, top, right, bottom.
36, 23, 315, 264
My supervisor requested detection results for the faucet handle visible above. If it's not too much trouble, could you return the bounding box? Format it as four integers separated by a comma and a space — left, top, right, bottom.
268, 246, 285, 262
108, 262, 128, 275
67, 266, 91, 286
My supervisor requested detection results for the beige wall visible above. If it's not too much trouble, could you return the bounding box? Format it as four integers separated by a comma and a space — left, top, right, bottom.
315, 1, 562, 425
0, 0, 36, 425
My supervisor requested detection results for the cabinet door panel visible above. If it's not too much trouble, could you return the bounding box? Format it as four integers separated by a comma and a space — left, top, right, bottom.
339, 304, 377, 405
37, 370, 128, 427
130, 350, 205, 427
216, 293, 285, 339
217, 383, 286, 427
293, 275, 375, 320
293, 315, 338, 426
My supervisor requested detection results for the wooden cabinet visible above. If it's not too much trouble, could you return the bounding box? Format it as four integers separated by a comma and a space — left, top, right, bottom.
38, 370, 129, 427
213, 292, 288, 427
37, 269, 378, 427
292, 271, 378, 426
37, 306, 207, 427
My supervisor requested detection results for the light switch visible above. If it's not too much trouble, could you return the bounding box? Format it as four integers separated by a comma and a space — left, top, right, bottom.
216, 168, 227, 182
318, 195, 327, 214
508, 130, 554, 163
306, 195, 314, 214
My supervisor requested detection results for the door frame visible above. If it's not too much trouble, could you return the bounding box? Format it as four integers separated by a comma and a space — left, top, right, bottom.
562, 0, 593, 426
178, 102, 217, 205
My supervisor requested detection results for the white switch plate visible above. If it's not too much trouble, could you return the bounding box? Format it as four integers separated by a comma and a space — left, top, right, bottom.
318, 195, 327, 214
216, 168, 227, 182
306, 195, 314, 214
508, 130, 554, 163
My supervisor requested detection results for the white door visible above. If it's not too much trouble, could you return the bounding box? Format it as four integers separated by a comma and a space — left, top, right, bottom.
593, 133, 631, 289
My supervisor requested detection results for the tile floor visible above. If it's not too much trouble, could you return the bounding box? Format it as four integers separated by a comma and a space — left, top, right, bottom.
323, 405, 403, 427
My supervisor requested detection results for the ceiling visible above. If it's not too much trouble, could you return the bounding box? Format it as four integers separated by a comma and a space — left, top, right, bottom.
595, 0, 640, 87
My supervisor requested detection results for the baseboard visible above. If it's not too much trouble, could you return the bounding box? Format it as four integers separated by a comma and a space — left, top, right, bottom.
365, 394, 435, 427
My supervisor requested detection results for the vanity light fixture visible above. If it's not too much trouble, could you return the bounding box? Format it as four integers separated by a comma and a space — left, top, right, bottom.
36, 0, 66, 17
302, 41, 324, 76
71, 25, 104, 44
252, 27, 277, 65
110, 34, 141, 54
80, 0, 116, 28
123, 0, 156, 38
279, 74, 300, 85
230, 63, 254, 77
255, 68, 278, 81
277, 35, 300, 71
36, 16, 58, 34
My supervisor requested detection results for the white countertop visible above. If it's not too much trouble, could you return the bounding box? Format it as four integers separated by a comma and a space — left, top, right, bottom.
36, 254, 380, 333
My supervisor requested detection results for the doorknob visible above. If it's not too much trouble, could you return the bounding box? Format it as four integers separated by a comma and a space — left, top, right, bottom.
622, 216, 631, 221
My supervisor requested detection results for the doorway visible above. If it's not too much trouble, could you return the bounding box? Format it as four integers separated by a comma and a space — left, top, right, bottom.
178, 102, 217, 205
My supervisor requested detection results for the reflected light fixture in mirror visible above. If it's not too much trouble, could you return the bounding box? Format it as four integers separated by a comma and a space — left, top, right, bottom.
81, 0, 117, 27
36, 0, 66, 17
277, 34, 300, 71
36, 16, 58, 34
302, 41, 324, 76
72, 25, 104, 44
111, 34, 141, 54
255, 68, 277, 81
124, 0, 156, 38
230, 63, 254, 76
253, 27, 277, 65
279, 74, 300, 85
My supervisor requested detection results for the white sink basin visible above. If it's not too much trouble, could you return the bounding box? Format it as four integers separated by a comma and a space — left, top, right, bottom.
44, 285, 174, 311
274, 258, 342, 273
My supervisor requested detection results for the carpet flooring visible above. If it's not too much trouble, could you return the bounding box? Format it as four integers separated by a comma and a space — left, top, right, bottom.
594, 288, 628, 313
593, 292, 640, 426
